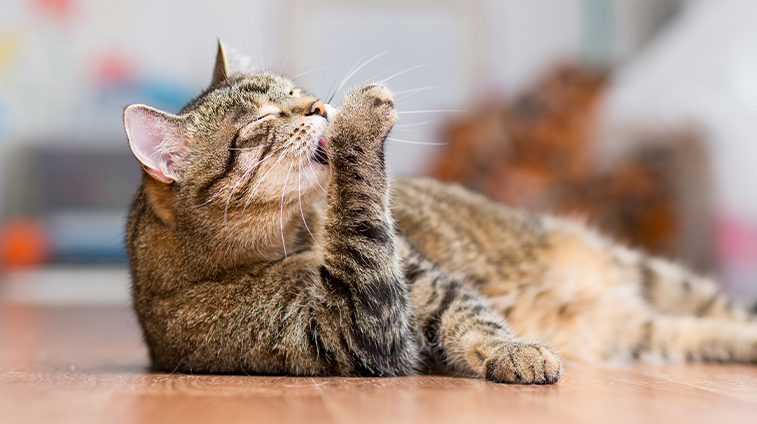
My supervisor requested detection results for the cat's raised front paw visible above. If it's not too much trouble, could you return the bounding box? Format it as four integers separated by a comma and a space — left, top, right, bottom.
351, 83, 397, 125
481, 342, 562, 385
327, 83, 397, 152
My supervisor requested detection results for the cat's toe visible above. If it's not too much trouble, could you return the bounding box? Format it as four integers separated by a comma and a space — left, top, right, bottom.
342, 83, 395, 116
328, 83, 397, 150
483, 343, 562, 385
359, 83, 394, 105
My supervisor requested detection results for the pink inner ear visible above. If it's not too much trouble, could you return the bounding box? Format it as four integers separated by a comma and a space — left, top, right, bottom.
125, 105, 180, 183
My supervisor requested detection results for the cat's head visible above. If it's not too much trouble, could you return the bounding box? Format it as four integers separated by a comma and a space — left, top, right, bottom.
124, 41, 334, 252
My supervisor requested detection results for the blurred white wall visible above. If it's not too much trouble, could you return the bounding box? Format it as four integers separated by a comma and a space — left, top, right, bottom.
602, 0, 757, 297
0, 0, 672, 163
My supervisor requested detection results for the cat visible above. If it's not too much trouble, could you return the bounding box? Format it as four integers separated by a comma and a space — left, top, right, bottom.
123, 41, 757, 384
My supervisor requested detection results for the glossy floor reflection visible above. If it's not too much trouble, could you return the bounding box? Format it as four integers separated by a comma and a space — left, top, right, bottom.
1, 304, 756, 424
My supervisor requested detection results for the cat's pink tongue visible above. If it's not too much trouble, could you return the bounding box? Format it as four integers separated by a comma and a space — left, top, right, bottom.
319, 136, 327, 150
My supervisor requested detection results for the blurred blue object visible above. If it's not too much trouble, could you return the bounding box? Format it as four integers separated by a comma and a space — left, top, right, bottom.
1, 143, 140, 264
47, 212, 127, 263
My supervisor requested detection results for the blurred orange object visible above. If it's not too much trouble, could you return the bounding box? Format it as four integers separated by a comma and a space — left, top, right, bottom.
0, 218, 51, 269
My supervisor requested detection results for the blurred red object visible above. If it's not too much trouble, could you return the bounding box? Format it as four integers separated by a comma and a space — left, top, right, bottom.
0, 218, 51, 269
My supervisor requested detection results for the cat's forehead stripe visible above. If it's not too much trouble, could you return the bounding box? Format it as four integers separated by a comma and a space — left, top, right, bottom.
236, 74, 293, 94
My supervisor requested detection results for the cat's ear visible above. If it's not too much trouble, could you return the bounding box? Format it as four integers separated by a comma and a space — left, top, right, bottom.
124, 104, 189, 184
211, 40, 255, 86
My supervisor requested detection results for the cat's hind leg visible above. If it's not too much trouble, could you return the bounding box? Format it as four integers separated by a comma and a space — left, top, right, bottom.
543, 217, 754, 322
631, 255, 754, 322
541, 217, 757, 363
634, 315, 757, 363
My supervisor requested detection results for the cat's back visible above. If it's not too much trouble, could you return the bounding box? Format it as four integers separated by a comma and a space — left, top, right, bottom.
391, 176, 549, 287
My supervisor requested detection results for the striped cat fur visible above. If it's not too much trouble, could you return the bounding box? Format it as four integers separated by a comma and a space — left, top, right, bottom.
123, 42, 756, 384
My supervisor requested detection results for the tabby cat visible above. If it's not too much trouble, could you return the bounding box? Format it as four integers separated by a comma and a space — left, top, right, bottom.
124, 42, 757, 384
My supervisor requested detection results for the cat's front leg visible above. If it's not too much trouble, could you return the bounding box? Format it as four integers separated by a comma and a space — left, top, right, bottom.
404, 251, 562, 384
315, 83, 419, 376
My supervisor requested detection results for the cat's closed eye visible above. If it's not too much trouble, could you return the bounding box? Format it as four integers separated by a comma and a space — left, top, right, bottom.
237, 105, 283, 139
258, 112, 281, 120
252, 105, 283, 122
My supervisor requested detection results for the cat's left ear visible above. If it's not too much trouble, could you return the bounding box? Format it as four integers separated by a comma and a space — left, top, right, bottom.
211, 40, 255, 87
124, 104, 190, 184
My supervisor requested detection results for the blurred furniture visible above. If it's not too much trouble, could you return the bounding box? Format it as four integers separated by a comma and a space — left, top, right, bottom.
1, 143, 139, 267
430, 65, 714, 271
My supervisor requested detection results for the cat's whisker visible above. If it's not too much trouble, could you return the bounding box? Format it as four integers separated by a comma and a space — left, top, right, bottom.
392, 128, 423, 134
392, 86, 441, 96
224, 177, 244, 222
297, 158, 320, 248
360, 66, 402, 84
280, 45, 292, 75
324, 63, 349, 105
168, 357, 186, 375
243, 149, 289, 213
280, 162, 294, 258
387, 137, 448, 146
306, 160, 328, 195
394, 87, 442, 103
239, 361, 252, 377
337, 50, 389, 90
226, 146, 266, 151
330, 51, 389, 104
394, 120, 434, 129
193, 186, 226, 208
224, 151, 276, 222
300, 156, 325, 192
313, 149, 328, 163
331, 49, 379, 99
379, 62, 433, 85
397, 109, 466, 115
238, 349, 255, 376
293, 66, 328, 80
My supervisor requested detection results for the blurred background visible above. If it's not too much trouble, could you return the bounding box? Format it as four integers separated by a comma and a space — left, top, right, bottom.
1, 0, 756, 306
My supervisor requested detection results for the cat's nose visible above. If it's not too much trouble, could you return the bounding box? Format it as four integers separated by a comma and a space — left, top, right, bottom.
308, 100, 327, 118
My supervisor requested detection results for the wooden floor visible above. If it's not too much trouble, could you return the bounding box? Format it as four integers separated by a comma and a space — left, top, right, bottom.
1, 304, 756, 424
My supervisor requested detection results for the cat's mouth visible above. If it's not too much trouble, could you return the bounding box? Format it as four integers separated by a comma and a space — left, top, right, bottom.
312, 136, 329, 165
